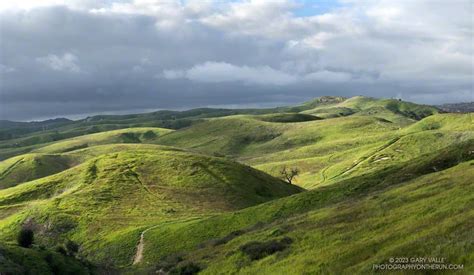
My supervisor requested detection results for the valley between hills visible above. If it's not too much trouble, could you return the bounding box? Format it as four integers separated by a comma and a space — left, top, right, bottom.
0, 96, 472, 274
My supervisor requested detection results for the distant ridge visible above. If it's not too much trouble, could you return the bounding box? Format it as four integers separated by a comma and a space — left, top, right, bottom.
0, 117, 71, 127
438, 102, 474, 113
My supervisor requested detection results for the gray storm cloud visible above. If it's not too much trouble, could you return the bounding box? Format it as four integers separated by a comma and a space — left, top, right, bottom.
0, 0, 472, 120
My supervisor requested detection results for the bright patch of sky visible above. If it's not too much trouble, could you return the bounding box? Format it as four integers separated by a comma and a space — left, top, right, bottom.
292, 0, 343, 17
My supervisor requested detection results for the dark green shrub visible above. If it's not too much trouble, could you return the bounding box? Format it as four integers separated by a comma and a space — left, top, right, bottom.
142, 130, 157, 140
17, 228, 34, 248
44, 253, 61, 275
65, 240, 79, 256
239, 237, 293, 260
213, 230, 245, 246
55, 245, 67, 256
170, 262, 202, 275
118, 133, 140, 143
155, 254, 184, 272
421, 122, 441, 131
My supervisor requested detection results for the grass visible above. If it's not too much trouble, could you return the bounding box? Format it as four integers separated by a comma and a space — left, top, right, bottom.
0, 154, 75, 189
137, 150, 473, 274
0, 96, 471, 273
0, 128, 174, 189
197, 160, 474, 274
0, 145, 300, 268
33, 127, 173, 154
0, 242, 91, 274
156, 112, 471, 189
135, 138, 472, 258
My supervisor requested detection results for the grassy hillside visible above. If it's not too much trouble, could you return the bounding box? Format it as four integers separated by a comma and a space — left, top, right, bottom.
0, 243, 92, 274
32, 127, 172, 154
0, 143, 182, 190
0, 96, 471, 274
180, 160, 474, 274
0, 127, 172, 161
0, 145, 300, 268
0, 96, 437, 160
155, 115, 399, 158
127, 140, 474, 273
0, 128, 173, 188
301, 96, 439, 125
0, 153, 75, 189
155, 112, 471, 189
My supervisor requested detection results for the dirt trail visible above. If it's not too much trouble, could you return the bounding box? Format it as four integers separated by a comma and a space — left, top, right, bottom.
329, 136, 401, 180
132, 225, 161, 265
320, 154, 335, 183
0, 158, 24, 180
132, 217, 203, 265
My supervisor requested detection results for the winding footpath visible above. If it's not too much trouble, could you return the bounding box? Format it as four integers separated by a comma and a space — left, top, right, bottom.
132, 217, 204, 265
328, 136, 402, 180
132, 225, 161, 265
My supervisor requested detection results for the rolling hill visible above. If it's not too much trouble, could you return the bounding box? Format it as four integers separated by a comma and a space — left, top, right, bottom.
0, 145, 300, 270
0, 96, 472, 274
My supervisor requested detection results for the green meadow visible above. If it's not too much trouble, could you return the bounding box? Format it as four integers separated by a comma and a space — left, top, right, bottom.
0, 96, 472, 274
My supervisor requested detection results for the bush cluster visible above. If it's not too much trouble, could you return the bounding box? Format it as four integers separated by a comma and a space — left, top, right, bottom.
17, 228, 34, 248
239, 237, 293, 260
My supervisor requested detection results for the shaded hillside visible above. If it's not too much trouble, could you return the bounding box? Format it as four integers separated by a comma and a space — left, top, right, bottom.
0, 118, 72, 141
0, 154, 75, 189
0, 243, 91, 274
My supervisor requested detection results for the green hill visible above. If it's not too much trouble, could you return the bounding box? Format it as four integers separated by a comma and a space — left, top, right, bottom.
33, 127, 172, 154
0, 96, 472, 274
0, 243, 91, 274
160, 159, 474, 274
155, 113, 471, 189
122, 140, 474, 274
0, 128, 173, 188
0, 96, 437, 160
0, 153, 75, 189
0, 145, 300, 268
0, 127, 172, 161
300, 96, 440, 125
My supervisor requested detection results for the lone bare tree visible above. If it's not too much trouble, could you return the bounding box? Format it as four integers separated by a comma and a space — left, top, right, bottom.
280, 166, 299, 184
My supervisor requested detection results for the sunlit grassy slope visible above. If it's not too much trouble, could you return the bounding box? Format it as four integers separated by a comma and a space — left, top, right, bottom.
156, 111, 471, 189
33, 127, 172, 154
0, 128, 172, 189
165, 159, 474, 274
0, 96, 437, 160
127, 139, 474, 273
0, 96, 471, 274
0, 145, 300, 267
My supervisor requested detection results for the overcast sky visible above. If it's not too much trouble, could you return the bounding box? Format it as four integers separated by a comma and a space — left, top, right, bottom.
0, 0, 472, 121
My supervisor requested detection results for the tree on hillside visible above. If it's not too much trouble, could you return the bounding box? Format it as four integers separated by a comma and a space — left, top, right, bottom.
279, 166, 299, 184
17, 227, 34, 248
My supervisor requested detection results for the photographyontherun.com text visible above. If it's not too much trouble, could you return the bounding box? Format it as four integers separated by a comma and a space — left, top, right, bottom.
373, 257, 464, 271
